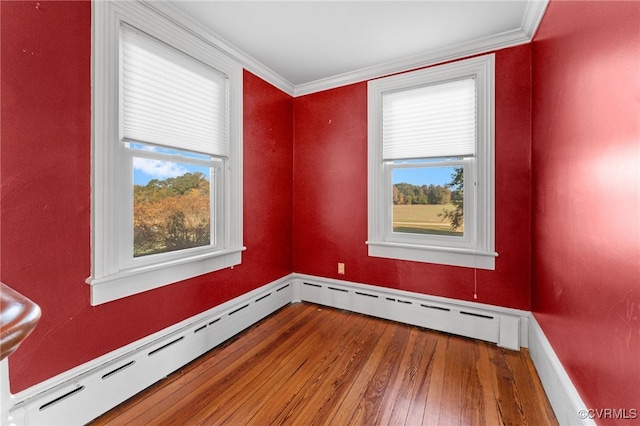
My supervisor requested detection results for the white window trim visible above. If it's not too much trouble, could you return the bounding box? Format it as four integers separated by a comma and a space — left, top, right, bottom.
367, 54, 497, 270
88, 0, 244, 305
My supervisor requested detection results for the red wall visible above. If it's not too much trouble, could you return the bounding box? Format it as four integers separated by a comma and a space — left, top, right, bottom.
531, 0, 640, 420
1, 1, 293, 392
293, 45, 533, 310
6, 0, 637, 415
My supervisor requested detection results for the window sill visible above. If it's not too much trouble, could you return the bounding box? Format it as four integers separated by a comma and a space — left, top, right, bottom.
367, 241, 497, 270
87, 247, 245, 305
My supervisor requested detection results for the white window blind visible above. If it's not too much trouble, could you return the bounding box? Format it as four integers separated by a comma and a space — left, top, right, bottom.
382, 77, 476, 160
121, 24, 229, 157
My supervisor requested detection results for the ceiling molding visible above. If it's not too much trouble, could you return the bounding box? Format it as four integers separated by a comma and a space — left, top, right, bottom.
294, 0, 549, 97
144, 1, 296, 96
293, 28, 528, 97
140, 0, 548, 98
521, 0, 550, 39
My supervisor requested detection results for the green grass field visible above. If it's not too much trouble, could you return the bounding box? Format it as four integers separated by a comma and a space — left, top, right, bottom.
392, 204, 463, 236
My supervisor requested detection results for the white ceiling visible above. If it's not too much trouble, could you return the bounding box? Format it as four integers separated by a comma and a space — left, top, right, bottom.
164, 1, 548, 95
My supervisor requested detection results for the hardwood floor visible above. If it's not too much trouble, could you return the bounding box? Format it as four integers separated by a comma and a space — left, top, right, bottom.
91, 302, 558, 426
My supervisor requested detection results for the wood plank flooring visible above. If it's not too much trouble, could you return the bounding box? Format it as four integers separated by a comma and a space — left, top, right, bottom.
91, 302, 558, 426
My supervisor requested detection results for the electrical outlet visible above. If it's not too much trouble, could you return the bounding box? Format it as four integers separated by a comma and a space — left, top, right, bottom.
338, 262, 345, 275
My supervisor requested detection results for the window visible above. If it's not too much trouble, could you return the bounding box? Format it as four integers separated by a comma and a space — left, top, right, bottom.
88, 1, 244, 305
367, 55, 496, 269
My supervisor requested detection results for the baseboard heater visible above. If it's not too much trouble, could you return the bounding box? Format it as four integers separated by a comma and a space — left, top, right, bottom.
6, 274, 526, 426
7, 279, 293, 426
291, 275, 523, 351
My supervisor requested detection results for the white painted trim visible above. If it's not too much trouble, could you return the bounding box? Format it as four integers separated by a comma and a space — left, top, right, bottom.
368, 242, 497, 270
294, 0, 548, 96
291, 274, 527, 351
5, 273, 593, 426
367, 55, 495, 270
527, 314, 595, 426
1, 360, 14, 426
89, 249, 245, 305
520, 0, 550, 40
146, 0, 296, 96
130, 1, 548, 97
5, 276, 293, 426
89, 0, 244, 305
295, 29, 523, 97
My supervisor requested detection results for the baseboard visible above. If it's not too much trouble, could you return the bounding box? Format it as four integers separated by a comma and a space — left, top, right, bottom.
527, 313, 594, 426
3, 273, 586, 426
1, 359, 12, 425
291, 273, 529, 351
6, 276, 293, 426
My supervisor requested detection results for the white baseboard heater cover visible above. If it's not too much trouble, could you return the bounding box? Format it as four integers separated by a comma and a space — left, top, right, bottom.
8, 280, 292, 426
292, 275, 523, 351
5, 274, 527, 426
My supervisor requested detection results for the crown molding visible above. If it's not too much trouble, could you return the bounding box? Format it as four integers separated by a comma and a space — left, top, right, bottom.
294, 0, 548, 96
138, 0, 548, 98
294, 28, 525, 96
143, 1, 296, 96
521, 0, 550, 39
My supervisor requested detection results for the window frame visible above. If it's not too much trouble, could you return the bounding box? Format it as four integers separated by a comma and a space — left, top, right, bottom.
367, 54, 497, 270
386, 157, 474, 247
88, 1, 244, 305
121, 143, 223, 266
